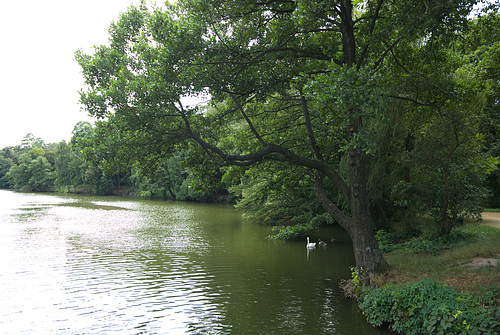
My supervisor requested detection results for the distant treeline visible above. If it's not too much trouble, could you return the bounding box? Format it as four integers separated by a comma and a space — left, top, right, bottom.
0, 123, 231, 203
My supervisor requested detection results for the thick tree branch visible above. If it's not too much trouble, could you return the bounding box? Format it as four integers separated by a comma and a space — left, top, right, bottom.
357, 0, 385, 70
371, 36, 403, 74
385, 94, 437, 107
299, 90, 322, 160
314, 173, 351, 230
339, 0, 356, 67
186, 125, 352, 201
229, 93, 267, 146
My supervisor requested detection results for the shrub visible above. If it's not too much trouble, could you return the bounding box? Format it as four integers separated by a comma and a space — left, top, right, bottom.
269, 212, 334, 240
376, 228, 478, 255
358, 279, 499, 334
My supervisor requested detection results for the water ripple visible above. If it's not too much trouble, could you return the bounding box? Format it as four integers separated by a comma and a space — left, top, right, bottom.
0, 191, 385, 335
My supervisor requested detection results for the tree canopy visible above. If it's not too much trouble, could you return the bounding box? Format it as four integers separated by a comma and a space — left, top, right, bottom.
75, 0, 498, 280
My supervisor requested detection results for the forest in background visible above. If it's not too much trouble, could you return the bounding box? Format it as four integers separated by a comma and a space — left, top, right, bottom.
0, 125, 230, 203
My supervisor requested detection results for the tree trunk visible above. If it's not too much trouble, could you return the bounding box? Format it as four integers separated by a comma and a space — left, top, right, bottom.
164, 186, 176, 201
440, 163, 451, 235
440, 141, 459, 235
340, 0, 356, 67
348, 147, 386, 276
314, 160, 387, 285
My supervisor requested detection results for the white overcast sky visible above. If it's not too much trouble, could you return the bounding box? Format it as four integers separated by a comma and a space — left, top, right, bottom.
0, 0, 156, 149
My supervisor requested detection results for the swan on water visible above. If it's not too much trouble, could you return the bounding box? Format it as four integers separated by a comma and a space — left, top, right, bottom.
306, 237, 316, 249
318, 239, 327, 247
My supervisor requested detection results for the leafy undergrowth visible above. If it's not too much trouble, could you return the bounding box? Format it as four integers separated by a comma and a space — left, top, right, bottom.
375, 225, 480, 255
358, 278, 499, 335
268, 212, 334, 240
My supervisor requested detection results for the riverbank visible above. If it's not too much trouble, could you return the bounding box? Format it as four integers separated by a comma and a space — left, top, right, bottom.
353, 213, 500, 334
34, 185, 234, 204
382, 214, 499, 293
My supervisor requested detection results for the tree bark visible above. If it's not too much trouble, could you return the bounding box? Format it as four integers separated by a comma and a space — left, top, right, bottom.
164, 186, 176, 201
348, 147, 387, 276
314, 158, 387, 284
440, 141, 459, 235
340, 0, 356, 67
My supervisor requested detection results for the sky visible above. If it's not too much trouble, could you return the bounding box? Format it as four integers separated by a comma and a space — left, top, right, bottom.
0, 0, 154, 149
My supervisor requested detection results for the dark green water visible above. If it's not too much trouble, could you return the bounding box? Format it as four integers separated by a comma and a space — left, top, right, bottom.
0, 190, 385, 334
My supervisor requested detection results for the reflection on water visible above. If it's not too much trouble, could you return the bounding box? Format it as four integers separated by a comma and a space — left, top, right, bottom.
0, 190, 384, 334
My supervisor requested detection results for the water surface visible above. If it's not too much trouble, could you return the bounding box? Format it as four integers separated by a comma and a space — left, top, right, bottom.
0, 190, 384, 334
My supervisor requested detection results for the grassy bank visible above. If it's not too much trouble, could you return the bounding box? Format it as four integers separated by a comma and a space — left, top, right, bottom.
383, 223, 499, 294
351, 219, 500, 334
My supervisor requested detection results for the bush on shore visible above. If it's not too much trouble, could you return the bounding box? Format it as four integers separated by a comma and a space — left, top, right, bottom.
356, 276, 499, 335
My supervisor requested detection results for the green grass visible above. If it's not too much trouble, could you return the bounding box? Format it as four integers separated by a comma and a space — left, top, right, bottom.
383, 224, 500, 294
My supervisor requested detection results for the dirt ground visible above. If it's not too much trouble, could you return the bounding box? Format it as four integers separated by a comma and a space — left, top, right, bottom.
465, 212, 500, 268
465, 257, 499, 267
480, 212, 500, 229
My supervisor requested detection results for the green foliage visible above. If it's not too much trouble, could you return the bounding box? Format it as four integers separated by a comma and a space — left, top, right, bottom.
54, 141, 74, 191
84, 165, 114, 195
6, 150, 55, 192
383, 43, 498, 234
269, 222, 316, 240
182, 146, 230, 202
0, 125, 131, 195
358, 278, 499, 335
6, 154, 30, 190
77, 120, 132, 177
355, 4, 500, 235
228, 160, 334, 239
129, 147, 231, 203
2, 126, 128, 195
0, 154, 13, 189
464, 10, 500, 207
0, 120, 231, 200
27, 156, 54, 192
20, 133, 45, 151
305, 66, 388, 154
269, 213, 334, 240
376, 227, 479, 255
70, 121, 93, 147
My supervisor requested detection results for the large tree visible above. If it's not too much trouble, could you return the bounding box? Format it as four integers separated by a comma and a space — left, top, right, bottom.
77, 0, 481, 280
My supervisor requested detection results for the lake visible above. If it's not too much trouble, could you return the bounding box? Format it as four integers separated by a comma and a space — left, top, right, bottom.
0, 190, 385, 334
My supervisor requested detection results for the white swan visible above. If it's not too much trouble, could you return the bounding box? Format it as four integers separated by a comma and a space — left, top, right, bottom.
306, 237, 316, 249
